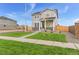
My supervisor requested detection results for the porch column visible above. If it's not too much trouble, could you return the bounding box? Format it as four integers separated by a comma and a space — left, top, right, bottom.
53, 21, 55, 31
39, 21, 41, 31
53, 19, 56, 31
44, 18, 46, 30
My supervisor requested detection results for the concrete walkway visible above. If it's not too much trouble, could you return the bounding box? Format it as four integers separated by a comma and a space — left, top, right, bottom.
20, 31, 40, 38
62, 32, 79, 43
0, 36, 79, 49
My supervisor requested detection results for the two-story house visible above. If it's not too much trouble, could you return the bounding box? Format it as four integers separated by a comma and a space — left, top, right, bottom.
32, 9, 58, 32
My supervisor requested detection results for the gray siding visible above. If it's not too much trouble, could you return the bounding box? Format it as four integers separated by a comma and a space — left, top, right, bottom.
0, 19, 17, 30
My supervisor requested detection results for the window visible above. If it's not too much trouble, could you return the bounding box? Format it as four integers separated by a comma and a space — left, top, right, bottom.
46, 14, 49, 17
35, 16, 36, 18
4, 25, 6, 27
35, 16, 39, 18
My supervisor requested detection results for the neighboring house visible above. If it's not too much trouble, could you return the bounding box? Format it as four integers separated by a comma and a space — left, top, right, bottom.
0, 16, 18, 30
32, 9, 58, 32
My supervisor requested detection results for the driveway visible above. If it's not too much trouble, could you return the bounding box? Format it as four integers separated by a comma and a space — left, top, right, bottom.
62, 32, 79, 43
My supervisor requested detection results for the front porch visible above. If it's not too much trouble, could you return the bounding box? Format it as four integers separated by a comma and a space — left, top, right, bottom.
40, 17, 56, 32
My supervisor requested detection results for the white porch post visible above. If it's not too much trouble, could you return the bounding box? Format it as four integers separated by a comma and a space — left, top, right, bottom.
44, 19, 46, 31
39, 21, 41, 31
53, 18, 57, 32
53, 20, 55, 31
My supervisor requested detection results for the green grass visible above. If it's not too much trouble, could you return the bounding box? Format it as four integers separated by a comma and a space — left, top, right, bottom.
27, 32, 66, 42
0, 32, 32, 37
0, 39, 79, 55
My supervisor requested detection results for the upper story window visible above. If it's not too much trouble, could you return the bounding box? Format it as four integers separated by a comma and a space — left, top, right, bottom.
46, 14, 50, 17
35, 16, 39, 18
35, 16, 37, 18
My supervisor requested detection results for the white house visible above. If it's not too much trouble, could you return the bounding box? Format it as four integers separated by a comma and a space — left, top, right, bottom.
32, 9, 58, 32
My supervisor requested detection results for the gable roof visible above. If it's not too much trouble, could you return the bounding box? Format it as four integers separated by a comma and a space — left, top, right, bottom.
32, 9, 58, 18
0, 16, 16, 22
32, 9, 52, 16
32, 12, 41, 16
41, 9, 56, 13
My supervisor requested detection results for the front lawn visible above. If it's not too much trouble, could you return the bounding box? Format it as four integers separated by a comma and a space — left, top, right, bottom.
27, 32, 66, 42
0, 39, 79, 55
0, 32, 32, 37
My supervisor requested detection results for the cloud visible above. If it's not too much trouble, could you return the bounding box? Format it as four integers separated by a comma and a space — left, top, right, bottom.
23, 3, 36, 18
6, 3, 36, 18
73, 18, 79, 23
6, 12, 17, 18
59, 6, 69, 14
25, 3, 36, 13
29, 3, 36, 12
63, 6, 69, 13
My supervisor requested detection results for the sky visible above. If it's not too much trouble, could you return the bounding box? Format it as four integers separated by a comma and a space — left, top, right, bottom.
0, 3, 79, 26
0, 3, 26, 25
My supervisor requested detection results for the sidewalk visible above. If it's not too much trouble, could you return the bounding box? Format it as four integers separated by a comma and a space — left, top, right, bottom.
0, 36, 79, 49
